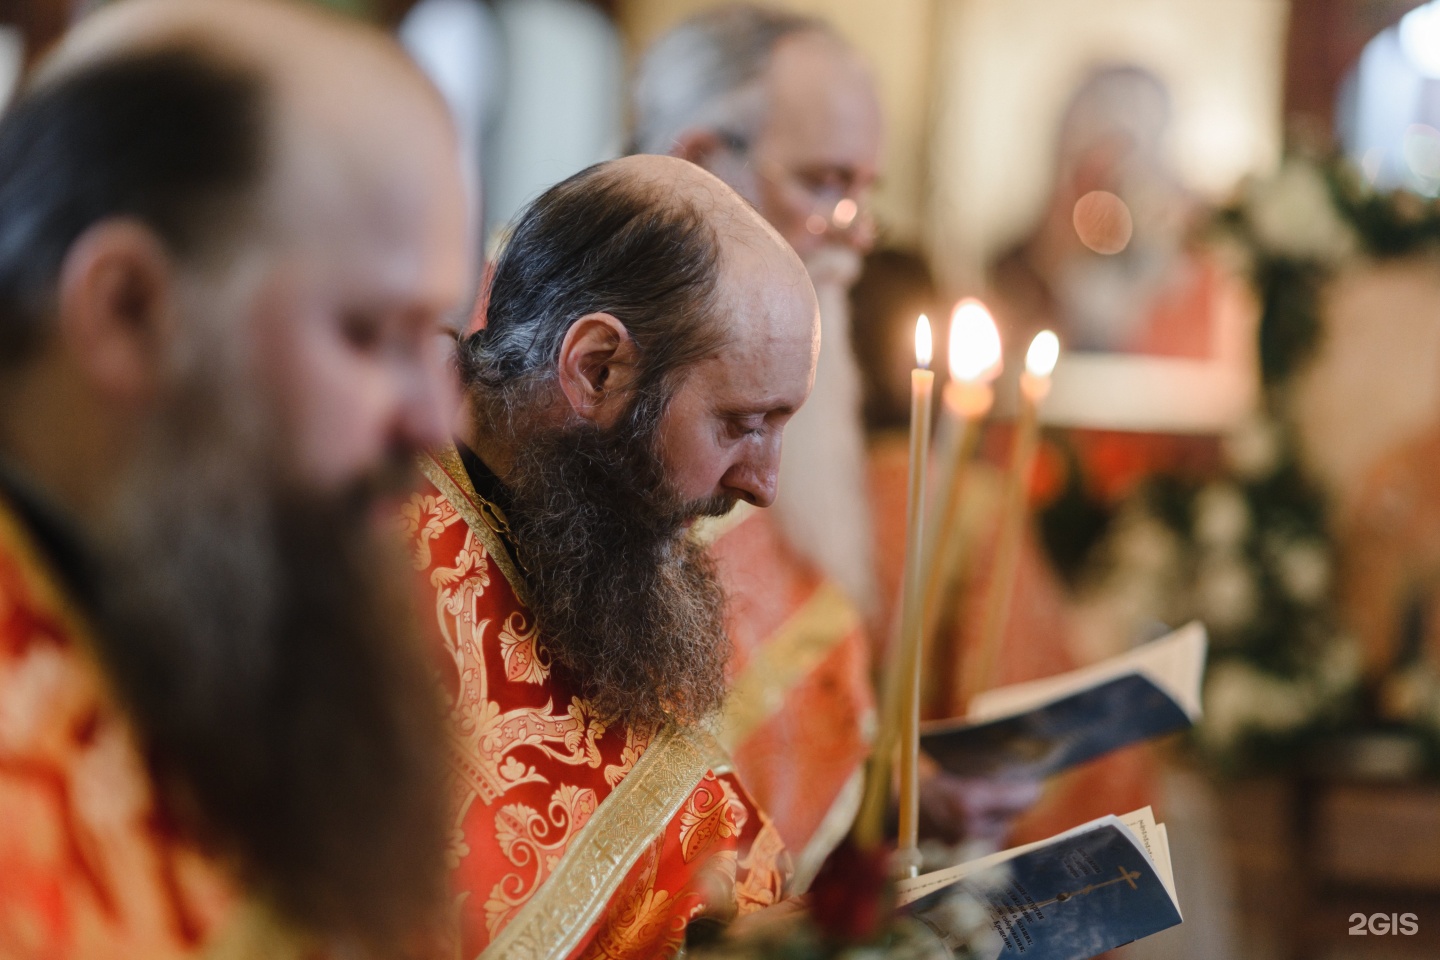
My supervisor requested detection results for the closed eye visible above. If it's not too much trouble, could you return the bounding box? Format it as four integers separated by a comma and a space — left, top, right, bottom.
341, 310, 384, 353
725, 416, 766, 440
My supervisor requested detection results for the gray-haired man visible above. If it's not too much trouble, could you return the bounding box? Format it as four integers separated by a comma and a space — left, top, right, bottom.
634, 5, 1041, 890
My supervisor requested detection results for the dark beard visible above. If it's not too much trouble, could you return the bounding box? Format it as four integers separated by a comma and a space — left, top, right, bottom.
90, 436, 447, 957
499, 394, 733, 731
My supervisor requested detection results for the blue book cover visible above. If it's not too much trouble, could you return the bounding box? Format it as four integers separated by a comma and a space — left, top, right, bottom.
900, 813, 1183, 960
920, 622, 1206, 778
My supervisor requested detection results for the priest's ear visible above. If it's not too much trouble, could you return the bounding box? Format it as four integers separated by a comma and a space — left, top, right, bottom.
556, 311, 641, 428
55, 218, 176, 406
670, 128, 750, 187
671, 128, 727, 168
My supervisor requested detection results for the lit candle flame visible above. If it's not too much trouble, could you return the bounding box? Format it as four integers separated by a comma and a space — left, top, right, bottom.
1025, 330, 1061, 378
915, 314, 933, 370
948, 299, 1003, 383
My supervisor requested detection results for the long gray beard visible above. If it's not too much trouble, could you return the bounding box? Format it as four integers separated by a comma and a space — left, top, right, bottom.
771, 246, 878, 619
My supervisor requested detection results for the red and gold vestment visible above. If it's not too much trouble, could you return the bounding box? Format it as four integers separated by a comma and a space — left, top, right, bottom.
403, 448, 790, 960
703, 506, 874, 890
0, 491, 250, 959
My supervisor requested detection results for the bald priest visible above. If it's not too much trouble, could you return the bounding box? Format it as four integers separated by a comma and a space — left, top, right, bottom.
401, 155, 818, 959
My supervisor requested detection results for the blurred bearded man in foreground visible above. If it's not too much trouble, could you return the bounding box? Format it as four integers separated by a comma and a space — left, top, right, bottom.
0, 0, 470, 956
403, 154, 812, 958
632, 5, 1040, 888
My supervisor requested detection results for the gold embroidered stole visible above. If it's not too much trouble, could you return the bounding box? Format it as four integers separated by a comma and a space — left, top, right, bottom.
479, 722, 716, 960
714, 558, 869, 891
717, 580, 863, 751
419, 447, 721, 960
791, 767, 864, 894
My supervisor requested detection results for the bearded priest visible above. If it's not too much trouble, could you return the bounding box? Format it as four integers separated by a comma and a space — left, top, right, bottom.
0, 0, 469, 956
403, 154, 815, 959
632, 5, 1042, 887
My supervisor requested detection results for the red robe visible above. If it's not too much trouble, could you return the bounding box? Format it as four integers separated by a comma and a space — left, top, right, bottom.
0, 492, 240, 959
403, 448, 790, 960
868, 436, 1155, 846
704, 506, 874, 889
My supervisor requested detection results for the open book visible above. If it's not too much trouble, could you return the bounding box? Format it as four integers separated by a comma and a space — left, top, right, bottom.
899, 807, 1181, 960
921, 622, 1207, 778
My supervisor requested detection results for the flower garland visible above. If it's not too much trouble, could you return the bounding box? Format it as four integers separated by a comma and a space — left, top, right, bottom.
1041, 148, 1440, 776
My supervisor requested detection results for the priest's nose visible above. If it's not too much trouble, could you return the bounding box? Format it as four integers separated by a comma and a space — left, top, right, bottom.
394, 358, 453, 457
724, 447, 780, 508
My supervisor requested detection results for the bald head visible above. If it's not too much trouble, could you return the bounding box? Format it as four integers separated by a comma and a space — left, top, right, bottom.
608, 153, 808, 294
463, 153, 816, 507
465, 153, 809, 394
38, 0, 449, 162
32, 0, 467, 318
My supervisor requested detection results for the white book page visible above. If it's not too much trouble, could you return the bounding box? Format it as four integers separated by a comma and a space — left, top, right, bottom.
895, 808, 1174, 908
1117, 807, 1175, 902
966, 622, 1207, 723
1156, 825, 1178, 917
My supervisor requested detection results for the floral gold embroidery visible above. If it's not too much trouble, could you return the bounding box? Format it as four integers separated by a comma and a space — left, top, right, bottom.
444, 828, 471, 870
485, 784, 599, 937
580, 843, 686, 960
677, 774, 744, 864
425, 524, 606, 809
734, 816, 789, 916
400, 493, 462, 573
499, 611, 548, 685
603, 724, 654, 787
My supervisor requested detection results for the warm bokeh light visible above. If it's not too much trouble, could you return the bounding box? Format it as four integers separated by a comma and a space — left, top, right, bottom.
1073, 190, 1133, 255
1025, 329, 1061, 378
832, 197, 859, 228
947, 298, 1003, 383
915, 314, 933, 370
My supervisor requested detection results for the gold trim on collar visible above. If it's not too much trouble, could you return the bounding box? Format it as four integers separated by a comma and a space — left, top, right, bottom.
0, 495, 93, 647
718, 580, 862, 752
419, 446, 531, 607
479, 722, 715, 960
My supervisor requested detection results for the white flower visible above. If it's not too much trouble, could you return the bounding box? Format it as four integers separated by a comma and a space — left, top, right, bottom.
1274, 538, 1331, 604
1380, 665, 1440, 723
1245, 159, 1358, 262
1201, 662, 1263, 750
1113, 511, 1181, 575
1250, 679, 1316, 733
1315, 637, 1362, 696
1202, 661, 1317, 750
1193, 484, 1251, 550
1195, 555, 1258, 631
1224, 415, 1283, 480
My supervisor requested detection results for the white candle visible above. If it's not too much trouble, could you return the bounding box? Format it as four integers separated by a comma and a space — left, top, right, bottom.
923, 300, 1003, 694
894, 314, 934, 877
966, 329, 1060, 708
